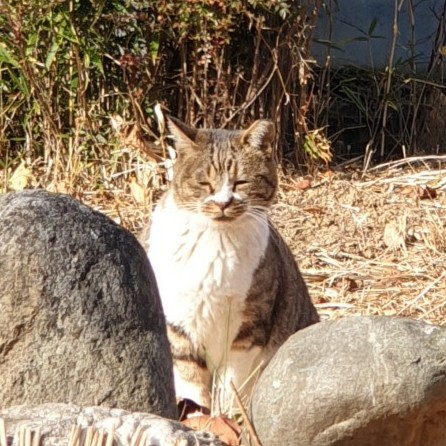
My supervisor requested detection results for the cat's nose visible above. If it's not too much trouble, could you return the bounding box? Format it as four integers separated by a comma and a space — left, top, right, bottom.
216, 196, 233, 211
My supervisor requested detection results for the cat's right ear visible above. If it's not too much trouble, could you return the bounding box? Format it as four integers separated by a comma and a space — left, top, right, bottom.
166, 116, 199, 151
241, 120, 275, 152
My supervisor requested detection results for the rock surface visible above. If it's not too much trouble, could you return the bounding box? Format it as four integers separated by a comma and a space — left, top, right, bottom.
0, 190, 176, 418
251, 316, 446, 446
0, 404, 225, 446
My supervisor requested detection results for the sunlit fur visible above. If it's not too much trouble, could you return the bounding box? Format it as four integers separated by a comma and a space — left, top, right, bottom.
140, 116, 319, 412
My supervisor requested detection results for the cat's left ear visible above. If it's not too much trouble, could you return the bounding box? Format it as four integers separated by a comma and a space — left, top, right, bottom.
166, 116, 199, 152
241, 120, 275, 153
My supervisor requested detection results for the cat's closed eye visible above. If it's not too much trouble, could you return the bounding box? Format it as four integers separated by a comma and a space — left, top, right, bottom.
198, 181, 214, 193
233, 180, 250, 191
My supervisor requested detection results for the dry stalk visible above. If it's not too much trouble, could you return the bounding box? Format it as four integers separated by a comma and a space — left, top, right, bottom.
130, 426, 143, 446
0, 419, 7, 446
230, 382, 262, 446
105, 428, 114, 446
396, 270, 446, 316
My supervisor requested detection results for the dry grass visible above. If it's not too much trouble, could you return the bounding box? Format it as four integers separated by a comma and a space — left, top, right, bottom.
61, 156, 446, 327
58, 149, 446, 329
2, 149, 446, 327
0, 419, 147, 446
2, 151, 446, 445
274, 158, 446, 326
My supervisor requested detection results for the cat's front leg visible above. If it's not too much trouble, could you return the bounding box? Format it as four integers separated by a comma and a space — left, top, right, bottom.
167, 324, 212, 409
215, 346, 264, 412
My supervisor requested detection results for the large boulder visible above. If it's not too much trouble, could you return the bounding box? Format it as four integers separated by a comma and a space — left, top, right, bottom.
251, 316, 446, 446
0, 403, 224, 446
0, 190, 176, 419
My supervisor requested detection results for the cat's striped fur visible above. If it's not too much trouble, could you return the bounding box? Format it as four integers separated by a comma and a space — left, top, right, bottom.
140, 116, 319, 411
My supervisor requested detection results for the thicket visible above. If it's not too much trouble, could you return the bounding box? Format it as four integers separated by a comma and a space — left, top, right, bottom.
0, 0, 444, 195
0, 0, 327, 193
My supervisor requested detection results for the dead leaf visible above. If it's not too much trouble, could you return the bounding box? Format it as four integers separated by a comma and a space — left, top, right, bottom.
320, 169, 334, 179
293, 177, 312, 191
417, 185, 437, 200
112, 116, 161, 165
407, 225, 427, 243
129, 177, 146, 204
303, 206, 324, 215
383, 222, 405, 249
46, 180, 69, 194
347, 278, 360, 292
182, 415, 241, 446
8, 161, 32, 191
399, 185, 416, 196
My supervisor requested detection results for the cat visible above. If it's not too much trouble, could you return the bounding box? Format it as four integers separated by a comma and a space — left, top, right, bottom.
139, 115, 319, 412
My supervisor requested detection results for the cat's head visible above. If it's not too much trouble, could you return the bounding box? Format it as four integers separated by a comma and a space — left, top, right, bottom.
166, 116, 278, 222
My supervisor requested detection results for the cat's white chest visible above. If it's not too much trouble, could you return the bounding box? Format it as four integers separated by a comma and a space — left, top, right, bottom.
147, 193, 269, 368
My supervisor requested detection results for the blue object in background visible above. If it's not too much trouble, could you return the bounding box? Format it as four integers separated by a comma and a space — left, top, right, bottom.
313, 0, 444, 71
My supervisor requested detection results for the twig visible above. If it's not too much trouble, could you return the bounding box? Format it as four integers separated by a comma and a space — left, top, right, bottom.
105, 427, 114, 446
0, 419, 7, 446
230, 381, 262, 446
380, 0, 403, 158
367, 155, 446, 172
84, 427, 94, 446
358, 170, 446, 189
130, 426, 143, 446
32, 428, 41, 446
397, 270, 446, 315
68, 425, 81, 446
362, 141, 374, 174
335, 155, 365, 169
316, 303, 354, 309
221, 64, 277, 127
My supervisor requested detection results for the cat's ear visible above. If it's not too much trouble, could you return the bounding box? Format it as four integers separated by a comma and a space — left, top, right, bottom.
241, 120, 275, 150
166, 116, 199, 151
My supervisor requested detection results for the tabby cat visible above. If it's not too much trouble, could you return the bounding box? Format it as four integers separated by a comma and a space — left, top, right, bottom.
140, 116, 319, 411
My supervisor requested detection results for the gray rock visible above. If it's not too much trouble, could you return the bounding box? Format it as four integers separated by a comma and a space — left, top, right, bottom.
0, 403, 225, 446
0, 190, 176, 419
251, 316, 446, 446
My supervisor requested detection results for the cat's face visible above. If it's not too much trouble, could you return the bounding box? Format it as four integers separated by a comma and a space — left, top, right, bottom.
167, 116, 278, 222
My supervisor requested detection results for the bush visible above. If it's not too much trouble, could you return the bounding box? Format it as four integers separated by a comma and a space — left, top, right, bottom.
0, 0, 324, 191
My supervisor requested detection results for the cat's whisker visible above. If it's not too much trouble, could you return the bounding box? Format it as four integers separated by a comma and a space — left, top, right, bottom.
248, 207, 270, 217
250, 218, 275, 234
246, 210, 276, 232
175, 201, 199, 208
246, 210, 266, 220
248, 205, 270, 214
247, 199, 270, 207
246, 206, 270, 217
176, 203, 200, 212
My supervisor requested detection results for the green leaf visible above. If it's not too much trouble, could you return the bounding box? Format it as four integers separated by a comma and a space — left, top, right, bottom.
45, 39, 61, 70
387, 100, 399, 112
150, 37, 160, 63
70, 75, 78, 89
26, 33, 38, 57
313, 38, 344, 52
90, 53, 104, 76
350, 36, 369, 42
0, 44, 20, 68
96, 134, 108, 144
341, 87, 367, 114
84, 52, 90, 70
368, 18, 378, 36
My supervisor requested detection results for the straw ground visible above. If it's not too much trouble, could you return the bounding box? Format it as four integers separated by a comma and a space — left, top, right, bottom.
2, 153, 446, 445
